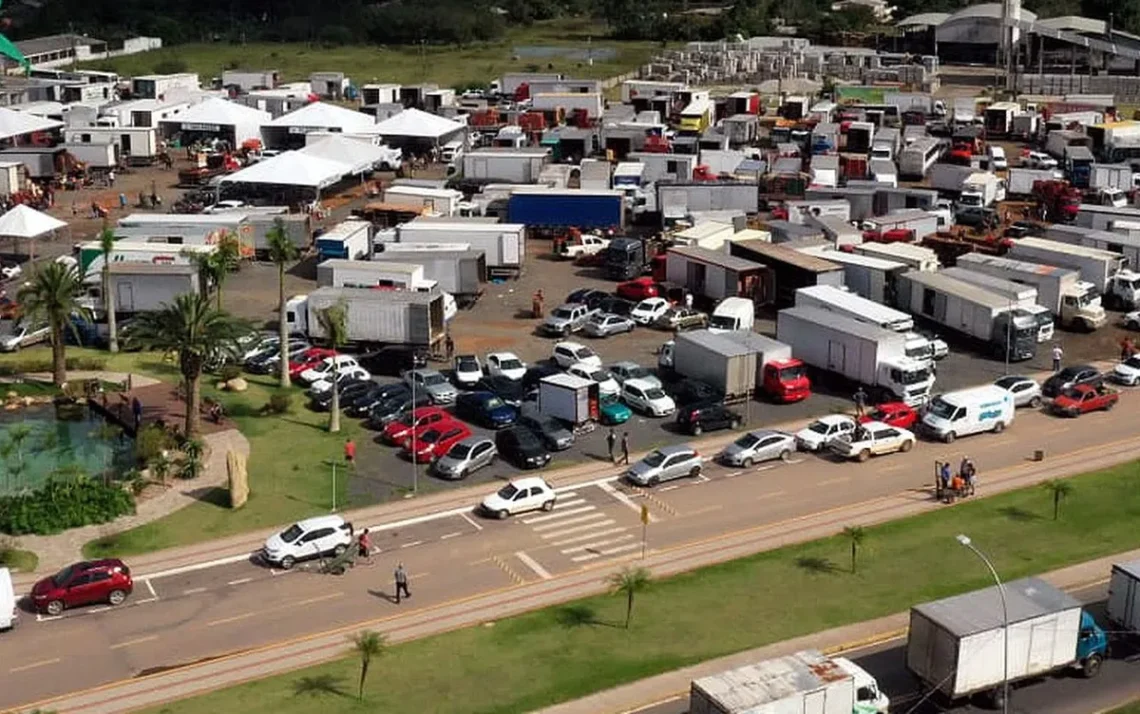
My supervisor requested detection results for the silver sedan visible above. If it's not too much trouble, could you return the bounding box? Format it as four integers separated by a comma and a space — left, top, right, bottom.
718, 429, 796, 467
432, 436, 497, 480
583, 313, 636, 338
993, 375, 1043, 408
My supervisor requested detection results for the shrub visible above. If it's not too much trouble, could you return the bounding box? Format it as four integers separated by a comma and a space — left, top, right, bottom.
179, 439, 205, 480
135, 424, 175, 465
265, 392, 292, 415
219, 364, 242, 382
0, 356, 108, 377
0, 477, 135, 536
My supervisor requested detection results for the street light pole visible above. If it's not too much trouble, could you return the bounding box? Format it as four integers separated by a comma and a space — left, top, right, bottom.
1005, 299, 1012, 375
957, 534, 1010, 714
411, 361, 418, 496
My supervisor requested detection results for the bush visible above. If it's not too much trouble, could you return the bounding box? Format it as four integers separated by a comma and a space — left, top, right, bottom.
0, 356, 108, 377
153, 58, 188, 75
135, 424, 174, 466
219, 364, 242, 382
0, 477, 135, 536
265, 392, 292, 415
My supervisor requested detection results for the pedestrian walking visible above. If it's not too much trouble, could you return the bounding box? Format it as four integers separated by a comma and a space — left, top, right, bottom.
344, 438, 356, 469
853, 387, 867, 418
1052, 343, 1064, 372
394, 563, 411, 603
107, 169, 115, 187
1122, 337, 1135, 362
358, 528, 372, 560
118, 192, 127, 209
620, 431, 630, 465
131, 396, 142, 431
445, 333, 455, 360
606, 428, 616, 463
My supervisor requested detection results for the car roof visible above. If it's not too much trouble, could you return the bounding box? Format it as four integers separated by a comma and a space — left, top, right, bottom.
656, 443, 696, 456
610, 360, 640, 369
815, 414, 854, 425
556, 302, 586, 310
294, 515, 346, 530
570, 362, 602, 372
748, 429, 791, 438
487, 351, 519, 360
508, 476, 550, 490
456, 435, 493, 447
555, 340, 588, 350
624, 377, 660, 389
873, 401, 911, 410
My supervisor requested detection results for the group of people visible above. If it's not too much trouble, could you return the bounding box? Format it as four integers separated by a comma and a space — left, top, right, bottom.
938, 457, 977, 502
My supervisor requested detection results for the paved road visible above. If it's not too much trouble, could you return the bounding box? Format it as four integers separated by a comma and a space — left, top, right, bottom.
629, 582, 1140, 714
6, 393, 1140, 713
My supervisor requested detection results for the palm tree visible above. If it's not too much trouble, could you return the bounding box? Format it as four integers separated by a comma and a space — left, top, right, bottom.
349, 630, 387, 701
186, 232, 241, 310
607, 566, 651, 629
17, 261, 89, 386
843, 525, 866, 573
1043, 479, 1074, 520
316, 301, 349, 434
125, 293, 249, 438
266, 219, 299, 389
98, 228, 119, 353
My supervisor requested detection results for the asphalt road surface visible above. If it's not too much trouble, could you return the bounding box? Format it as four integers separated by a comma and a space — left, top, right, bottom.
5, 394, 1140, 711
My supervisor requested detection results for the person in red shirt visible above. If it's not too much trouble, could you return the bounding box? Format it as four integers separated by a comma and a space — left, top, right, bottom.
344, 438, 356, 469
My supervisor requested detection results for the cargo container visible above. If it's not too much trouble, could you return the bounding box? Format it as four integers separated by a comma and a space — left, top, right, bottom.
794, 284, 914, 332
809, 154, 839, 187
898, 137, 943, 179
807, 214, 861, 247
397, 218, 525, 272
940, 266, 1054, 342
86, 263, 200, 316
954, 252, 1105, 331
929, 164, 977, 194
657, 181, 759, 223
626, 152, 700, 183
316, 259, 436, 291
316, 219, 372, 261
846, 121, 875, 154
797, 245, 907, 304
78, 241, 215, 277
1006, 167, 1064, 196
115, 212, 247, 245
861, 209, 941, 241
461, 148, 550, 183
285, 286, 445, 349
664, 245, 769, 304
244, 213, 311, 259
852, 242, 941, 272
382, 185, 464, 216
673, 329, 808, 403
1046, 223, 1140, 271
1090, 163, 1139, 191
537, 373, 598, 425
64, 142, 118, 169
728, 239, 844, 306
1008, 235, 1140, 308
506, 188, 624, 230
1075, 203, 1140, 231
1107, 559, 1140, 638
532, 92, 604, 121
367, 248, 485, 299
782, 199, 851, 225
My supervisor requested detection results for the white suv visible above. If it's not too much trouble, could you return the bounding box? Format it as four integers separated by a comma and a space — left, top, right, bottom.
830, 422, 916, 462
480, 477, 556, 519
262, 515, 354, 569
552, 341, 601, 369
299, 355, 362, 384
621, 378, 676, 416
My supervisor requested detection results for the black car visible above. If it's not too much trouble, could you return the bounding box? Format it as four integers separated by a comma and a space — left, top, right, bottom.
1042, 364, 1102, 397
366, 392, 431, 429
476, 375, 526, 406
454, 391, 519, 429
359, 345, 428, 377
310, 379, 373, 411
596, 296, 635, 317
521, 364, 562, 392
517, 414, 575, 451
675, 403, 742, 436
668, 378, 724, 409
495, 426, 551, 469
566, 288, 610, 311
345, 382, 405, 417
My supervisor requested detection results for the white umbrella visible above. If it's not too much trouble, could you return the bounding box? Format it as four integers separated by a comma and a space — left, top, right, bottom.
0, 203, 69, 268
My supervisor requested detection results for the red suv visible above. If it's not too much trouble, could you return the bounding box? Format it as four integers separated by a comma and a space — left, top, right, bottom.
32, 559, 134, 616
382, 406, 452, 445
615, 277, 660, 301
404, 421, 472, 463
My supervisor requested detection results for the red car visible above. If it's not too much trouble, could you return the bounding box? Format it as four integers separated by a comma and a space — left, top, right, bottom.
288, 348, 337, 380
32, 559, 134, 616
859, 402, 918, 430
1051, 384, 1119, 417
403, 421, 472, 463
615, 277, 659, 301
382, 406, 452, 445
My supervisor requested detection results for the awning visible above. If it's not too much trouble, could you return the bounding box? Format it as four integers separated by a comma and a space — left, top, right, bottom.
299, 135, 392, 175
0, 203, 67, 238
0, 107, 62, 141
220, 151, 350, 189
374, 108, 466, 140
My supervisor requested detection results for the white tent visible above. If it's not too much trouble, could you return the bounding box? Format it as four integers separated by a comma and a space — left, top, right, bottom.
374, 108, 466, 141
299, 135, 391, 175
0, 204, 69, 265
0, 107, 63, 142
160, 97, 271, 145
220, 151, 350, 189
264, 102, 379, 134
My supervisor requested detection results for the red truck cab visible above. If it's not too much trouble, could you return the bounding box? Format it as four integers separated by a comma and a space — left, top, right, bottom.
762, 358, 811, 402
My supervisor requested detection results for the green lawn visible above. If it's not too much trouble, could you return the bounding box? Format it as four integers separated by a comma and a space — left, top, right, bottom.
138, 459, 1140, 714
1111, 703, 1140, 713
0, 542, 38, 572
80, 19, 664, 87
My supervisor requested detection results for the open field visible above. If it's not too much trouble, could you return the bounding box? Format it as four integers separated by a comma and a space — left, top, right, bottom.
136, 458, 1140, 714
79, 19, 664, 87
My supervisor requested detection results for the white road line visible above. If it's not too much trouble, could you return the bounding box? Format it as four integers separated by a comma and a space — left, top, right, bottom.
514, 551, 552, 580
145, 579, 158, 599
763, 489, 788, 499
88, 607, 111, 614
551, 498, 587, 509
440, 532, 462, 540
784, 458, 804, 464
549, 527, 628, 547
598, 480, 650, 519
755, 464, 778, 472
659, 485, 679, 491
9, 658, 60, 673
110, 635, 158, 650
725, 471, 743, 478
401, 540, 424, 548
574, 541, 643, 561
560, 534, 635, 554
134, 597, 159, 604
817, 476, 850, 487
35, 614, 62, 622
555, 491, 578, 499
531, 512, 606, 531
227, 578, 253, 586
183, 587, 207, 595
521, 505, 597, 524
539, 519, 616, 539
694, 472, 710, 483
460, 511, 484, 531
141, 552, 251, 581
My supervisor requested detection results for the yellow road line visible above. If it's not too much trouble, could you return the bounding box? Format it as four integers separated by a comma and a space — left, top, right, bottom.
110, 635, 159, 650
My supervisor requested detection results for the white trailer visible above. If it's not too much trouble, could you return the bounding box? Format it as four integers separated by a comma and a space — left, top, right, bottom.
776, 305, 934, 405
852, 242, 940, 271
285, 286, 445, 349
367, 249, 485, 299
537, 373, 598, 425
1044, 224, 1140, 273
578, 159, 611, 190
794, 284, 914, 332
1090, 164, 1139, 191
627, 152, 700, 183
929, 164, 977, 194
783, 199, 851, 225
796, 245, 908, 304
93, 263, 200, 315
672, 330, 761, 402
382, 186, 464, 217
1107, 559, 1140, 637
316, 259, 435, 290
461, 149, 550, 183
941, 267, 1054, 342
78, 241, 215, 278
115, 213, 244, 245
397, 218, 525, 271
1008, 236, 1136, 306
1006, 167, 1063, 196
1075, 203, 1140, 231
65, 126, 159, 164
869, 158, 898, 188
807, 214, 861, 247
531, 92, 604, 120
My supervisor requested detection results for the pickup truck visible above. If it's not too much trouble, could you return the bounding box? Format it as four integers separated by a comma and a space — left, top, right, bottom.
1050, 384, 1119, 417
541, 303, 597, 337
829, 421, 917, 462
558, 234, 610, 262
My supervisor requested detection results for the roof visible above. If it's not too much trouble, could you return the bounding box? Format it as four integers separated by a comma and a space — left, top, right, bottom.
944, 3, 1037, 23
0, 107, 62, 141
912, 577, 1080, 636
781, 305, 900, 340
266, 102, 378, 132
1036, 15, 1105, 33
799, 245, 905, 270
724, 330, 787, 354
676, 329, 753, 357
220, 151, 350, 189
1114, 559, 1140, 581
541, 372, 593, 390
466, 147, 550, 157
897, 13, 950, 28
16, 33, 103, 56
161, 97, 270, 127
900, 270, 1015, 308
673, 221, 735, 241
667, 245, 765, 273
108, 263, 196, 276
0, 203, 67, 238
299, 135, 396, 175
732, 239, 841, 273
956, 251, 1078, 278
374, 108, 466, 139
310, 286, 440, 304
942, 267, 1037, 295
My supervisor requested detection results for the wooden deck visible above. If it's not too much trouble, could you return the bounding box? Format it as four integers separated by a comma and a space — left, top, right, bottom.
89, 382, 232, 437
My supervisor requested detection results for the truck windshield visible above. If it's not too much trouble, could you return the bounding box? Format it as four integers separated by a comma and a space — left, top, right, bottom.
905, 343, 933, 360
897, 367, 930, 385
778, 365, 806, 381
958, 194, 982, 206
926, 397, 956, 419
1076, 292, 1096, 308
708, 315, 737, 330
552, 308, 574, 319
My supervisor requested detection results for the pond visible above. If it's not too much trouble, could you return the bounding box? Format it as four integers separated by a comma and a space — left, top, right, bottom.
0, 404, 135, 497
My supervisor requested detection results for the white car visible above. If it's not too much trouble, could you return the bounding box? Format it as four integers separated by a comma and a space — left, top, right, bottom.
300, 355, 363, 385
479, 477, 556, 519
629, 297, 670, 326
1112, 355, 1140, 386
485, 352, 527, 381
567, 362, 619, 397
203, 199, 249, 214
552, 341, 601, 369
993, 374, 1044, 408
453, 355, 483, 388
308, 366, 371, 395
795, 415, 856, 452
0, 261, 21, 281
1026, 151, 1059, 170
1124, 310, 1140, 331
621, 378, 675, 416
988, 146, 1008, 170
829, 422, 916, 462
0, 323, 49, 352
261, 515, 353, 570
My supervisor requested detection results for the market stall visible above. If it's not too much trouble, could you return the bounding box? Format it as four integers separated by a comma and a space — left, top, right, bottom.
158, 97, 270, 152
217, 150, 352, 210
373, 107, 467, 158
260, 102, 379, 150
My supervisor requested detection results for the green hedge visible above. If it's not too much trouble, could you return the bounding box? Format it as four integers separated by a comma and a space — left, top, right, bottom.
0, 477, 135, 535
0, 356, 108, 377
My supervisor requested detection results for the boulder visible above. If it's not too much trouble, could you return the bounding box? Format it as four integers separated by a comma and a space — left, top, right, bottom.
227, 450, 249, 509
225, 377, 248, 393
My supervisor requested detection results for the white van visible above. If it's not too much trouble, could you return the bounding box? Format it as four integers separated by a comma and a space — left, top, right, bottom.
0, 567, 16, 631
920, 384, 1014, 443
708, 297, 755, 333
441, 140, 464, 165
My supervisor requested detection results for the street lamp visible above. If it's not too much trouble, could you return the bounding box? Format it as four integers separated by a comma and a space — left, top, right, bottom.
410, 356, 418, 496
956, 534, 1010, 713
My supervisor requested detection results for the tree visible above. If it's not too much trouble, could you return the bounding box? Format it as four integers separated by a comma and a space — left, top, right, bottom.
99, 228, 120, 353
125, 294, 249, 438
316, 301, 349, 434
186, 232, 241, 310
843, 525, 866, 573
1043, 479, 1074, 520
607, 566, 651, 629
17, 261, 89, 386
349, 630, 387, 701
266, 219, 299, 389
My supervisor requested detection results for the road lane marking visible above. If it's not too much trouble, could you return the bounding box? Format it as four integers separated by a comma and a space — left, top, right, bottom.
297, 592, 344, 606
110, 635, 158, 650
227, 578, 253, 586
560, 535, 635, 554
818, 476, 850, 487
145, 580, 158, 599
34, 613, 62, 622
755, 464, 778, 472
440, 532, 462, 540
401, 540, 424, 548
10, 658, 60, 673
725, 471, 743, 478
491, 556, 525, 584
514, 551, 552, 580
660, 485, 678, 491
554, 490, 578, 499
693, 472, 710, 483
207, 612, 256, 627
521, 505, 596, 524
532, 513, 607, 532
570, 542, 642, 562
549, 527, 629, 547
460, 512, 484, 531
538, 519, 616, 539
183, 587, 207, 595
549, 498, 587, 509
784, 458, 804, 464
88, 607, 111, 614
599, 480, 651, 519
679, 505, 724, 518
762, 489, 787, 499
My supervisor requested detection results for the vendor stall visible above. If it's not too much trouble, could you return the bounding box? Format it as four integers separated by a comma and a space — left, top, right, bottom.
158, 97, 270, 152
260, 102, 379, 150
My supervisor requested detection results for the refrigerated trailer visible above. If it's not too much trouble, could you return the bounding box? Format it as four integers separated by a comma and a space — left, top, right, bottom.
367, 249, 485, 302
794, 284, 914, 332
397, 218, 525, 274
852, 242, 941, 272
796, 246, 907, 304
1107, 559, 1140, 638
285, 286, 445, 350
940, 267, 1054, 342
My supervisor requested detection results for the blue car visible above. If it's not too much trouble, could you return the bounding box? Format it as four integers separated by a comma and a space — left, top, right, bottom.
455, 391, 519, 429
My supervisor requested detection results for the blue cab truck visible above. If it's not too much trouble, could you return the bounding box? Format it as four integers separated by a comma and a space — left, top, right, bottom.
906, 577, 1107, 709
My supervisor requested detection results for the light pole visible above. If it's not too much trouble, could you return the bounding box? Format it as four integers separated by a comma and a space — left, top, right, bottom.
1004, 298, 1012, 375
410, 359, 418, 496
956, 534, 1009, 714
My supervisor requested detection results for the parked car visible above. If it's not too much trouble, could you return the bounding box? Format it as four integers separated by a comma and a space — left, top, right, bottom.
31, 559, 134, 616
359, 345, 427, 376
596, 296, 635, 317
1026, 151, 1058, 170
241, 334, 281, 363
308, 367, 371, 396
479, 476, 556, 518
566, 362, 620, 397
453, 355, 483, 388
345, 382, 407, 418
495, 426, 552, 469
286, 347, 337, 380
310, 378, 374, 411
1124, 310, 1140, 331
625, 444, 703, 486
455, 391, 518, 428
1112, 355, 1140, 386
0, 322, 49, 352
1042, 364, 1102, 397
403, 368, 458, 405
542, 303, 596, 337
993, 374, 1044, 407
621, 378, 676, 416
667, 378, 723, 409
485, 352, 527, 381
676, 403, 742, 436
552, 341, 601, 369
718, 430, 796, 467
366, 391, 431, 428
521, 364, 563, 392
203, 199, 249, 213
382, 406, 453, 444
516, 413, 575, 450
433, 436, 498, 480
1050, 384, 1119, 417
795, 415, 856, 452
830, 422, 916, 462
404, 421, 473, 463
655, 306, 708, 331
565, 288, 610, 310
583, 312, 636, 338
300, 355, 363, 384
859, 401, 918, 430
0, 260, 21, 281
261, 515, 353, 570
616, 277, 660, 301
630, 297, 670, 326
608, 361, 662, 389
599, 395, 632, 425
476, 374, 527, 407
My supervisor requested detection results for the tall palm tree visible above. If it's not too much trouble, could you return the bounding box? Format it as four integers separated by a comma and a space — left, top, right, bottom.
349, 630, 387, 701
186, 232, 241, 310
17, 261, 88, 386
1043, 479, 1074, 520
316, 301, 349, 433
98, 228, 119, 353
266, 219, 299, 389
125, 293, 249, 438
607, 566, 651, 629
843, 525, 866, 574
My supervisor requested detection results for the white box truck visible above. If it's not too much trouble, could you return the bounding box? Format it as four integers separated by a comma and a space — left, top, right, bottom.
461, 149, 550, 183
316, 259, 436, 291
776, 305, 934, 405
852, 242, 940, 272
1106, 559, 1140, 638
537, 373, 598, 425
85, 263, 201, 316
397, 218, 525, 272
285, 287, 445, 350
1006, 167, 1062, 196
689, 650, 889, 714
940, 267, 1054, 342
797, 246, 907, 304
906, 577, 1108, 707
1008, 235, 1140, 310
795, 284, 914, 332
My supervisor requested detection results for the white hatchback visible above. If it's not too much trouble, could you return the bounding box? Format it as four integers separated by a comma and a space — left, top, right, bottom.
300, 355, 361, 384
485, 352, 527, 381
795, 415, 856, 452
480, 477, 556, 519
630, 297, 670, 325
262, 515, 354, 569
552, 341, 601, 369
621, 378, 676, 416
567, 362, 619, 397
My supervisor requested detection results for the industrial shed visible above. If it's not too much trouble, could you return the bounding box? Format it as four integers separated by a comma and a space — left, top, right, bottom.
727, 239, 844, 307
664, 245, 771, 306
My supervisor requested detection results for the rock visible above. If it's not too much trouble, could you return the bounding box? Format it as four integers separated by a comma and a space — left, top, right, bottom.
225, 377, 248, 393
215, 381, 226, 391
22, 396, 33, 406
227, 450, 249, 509
5, 391, 15, 399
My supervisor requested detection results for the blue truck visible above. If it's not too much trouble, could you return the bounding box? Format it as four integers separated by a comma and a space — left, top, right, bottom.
507, 189, 624, 230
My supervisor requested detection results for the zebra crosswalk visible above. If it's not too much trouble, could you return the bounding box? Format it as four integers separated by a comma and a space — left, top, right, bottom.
520, 490, 641, 563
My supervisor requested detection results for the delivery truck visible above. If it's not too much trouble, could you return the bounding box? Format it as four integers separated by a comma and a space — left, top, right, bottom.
1008, 235, 1140, 310
284, 286, 446, 350
776, 306, 935, 406
537, 373, 599, 426
795, 284, 914, 332
929, 164, 977, 194
1006, 167, 1063, 196
316, 219, 372, 261
797, 246, 907, 304
1106, 558, 1140, 639
906, 577, 1108, 708
852, 241, 941, 272
86, 263, 201, 316
671, 329, 809, 403
1090, 163, 1139, 191
506, 188, 625, 230
689, 650, 890, 714
940, 266, 1054, 342
894, 270, 1038, 361
397, 218, 525, 273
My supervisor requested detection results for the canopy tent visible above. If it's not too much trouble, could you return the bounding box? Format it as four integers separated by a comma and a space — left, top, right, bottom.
159, 97, 271, 146
265, 102, 378, 132
374, 108, 465, 141
0, 203, 68, 265
220, 150, 350, 189
0, 107, 62, 142
298, 135, 391, 175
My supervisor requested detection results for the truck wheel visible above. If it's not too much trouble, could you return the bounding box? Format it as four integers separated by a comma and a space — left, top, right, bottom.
1083, 653, 1104, 678
988, 687, 1008, 710
1029, 396, 1042, 409
858, 449, 870, 463
943, 431, 956, 444
992, 420, 1005, 433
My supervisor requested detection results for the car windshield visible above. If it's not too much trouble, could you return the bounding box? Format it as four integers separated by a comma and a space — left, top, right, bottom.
423, 373, 448, 387
418, 429, 443, 443
641, 450, 667, 467
485, 396, 505, 409
457, 357, 478, 371
589, 314, 606, 323
1126, 357, 1140, 369
636, 301, 657, 312
644, 387, 667, 400
926, 397, 955, 419
734, 433, 761, 449
497, 484, 519, 499
574, 347, 597, 360
587, 370, 608, 383
899, 367, 931, 385
51, 564, 76, 587
552, 308, 574, 319
708, 315, 736, 330
499, 358, 522, 370
279, 524, 304, 543
807, 421, 832, 435
538, 418, 560, 432
449, 443, 472, 459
